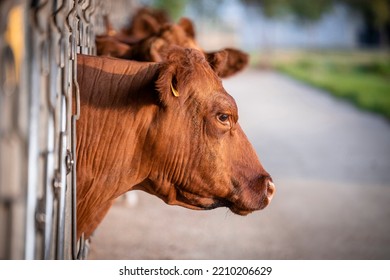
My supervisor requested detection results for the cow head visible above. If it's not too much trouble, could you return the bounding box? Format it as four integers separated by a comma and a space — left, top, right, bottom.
130, 19, 201, 62
96, 35, 132, 58
130, 18, 249, 78
121, 7, 170, 39
136, 47, 275, 215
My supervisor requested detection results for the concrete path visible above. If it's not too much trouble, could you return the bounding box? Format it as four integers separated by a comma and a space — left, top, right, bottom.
88, 69, 390, 259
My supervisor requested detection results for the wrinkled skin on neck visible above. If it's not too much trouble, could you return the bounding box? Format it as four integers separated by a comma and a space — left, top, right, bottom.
76, 49, 273, 239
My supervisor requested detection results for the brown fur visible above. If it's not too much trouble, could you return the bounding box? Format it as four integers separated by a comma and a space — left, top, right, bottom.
95, 35, 132, 59
76, 48, 274, 239
121, 7, 170, 40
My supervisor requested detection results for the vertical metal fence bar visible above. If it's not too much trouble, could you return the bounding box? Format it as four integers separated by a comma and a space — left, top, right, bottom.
25, 0, 44, 260
66, 0, 80, 260
51, 0, 67, 260
1, 0, 103, 260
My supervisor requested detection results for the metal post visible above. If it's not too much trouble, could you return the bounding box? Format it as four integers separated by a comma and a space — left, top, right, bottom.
0, 0, 102, 260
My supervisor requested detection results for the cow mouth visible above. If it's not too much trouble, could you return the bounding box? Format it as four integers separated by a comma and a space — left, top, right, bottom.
228, 201, 267, 216
173, 195, 263, 215
172, 188, 227, 210
171, 180, 274, 214
172, 188, 265, 215
229, 207, 254, 216
228, 189, 273, 215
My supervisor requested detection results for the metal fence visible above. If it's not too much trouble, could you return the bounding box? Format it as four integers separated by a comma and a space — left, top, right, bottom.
0, 0, 107, 260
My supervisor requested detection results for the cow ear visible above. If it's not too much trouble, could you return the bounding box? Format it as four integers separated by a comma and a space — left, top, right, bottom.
140, 15, 161, 36
206, 48, 249, 78
206, 50, 228, 76
156, 47, 202, 106
103, 15, 116, 36
149, 38, 166, 62
155, 62, 182, 107
127, 13, 161, 38
178, 17, 196, 38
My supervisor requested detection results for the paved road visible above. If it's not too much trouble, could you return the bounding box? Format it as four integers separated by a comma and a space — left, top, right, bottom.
88, 69, 390, 259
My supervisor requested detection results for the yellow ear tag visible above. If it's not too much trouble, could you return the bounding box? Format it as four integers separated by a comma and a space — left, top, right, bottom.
171, 82, 180, 97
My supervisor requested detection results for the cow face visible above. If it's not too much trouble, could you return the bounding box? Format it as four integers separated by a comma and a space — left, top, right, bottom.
137, 48, 275, 215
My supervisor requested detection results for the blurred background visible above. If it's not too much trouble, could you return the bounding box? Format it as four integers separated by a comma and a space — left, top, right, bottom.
1, 0, 389, 260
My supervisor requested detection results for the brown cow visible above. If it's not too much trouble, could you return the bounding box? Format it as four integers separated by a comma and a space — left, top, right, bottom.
95, 7, 170, 54
95, 35, 132, 59
76, 47, 275, 239
120, 7, 171, 40
97, 15, 249, 78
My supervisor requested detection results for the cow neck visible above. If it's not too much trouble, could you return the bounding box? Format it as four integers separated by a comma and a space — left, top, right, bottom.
76, 55, 161, 238
77, 54, 160, 108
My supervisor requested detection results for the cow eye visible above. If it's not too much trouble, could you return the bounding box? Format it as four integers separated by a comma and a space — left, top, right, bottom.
217, 113, 230, 125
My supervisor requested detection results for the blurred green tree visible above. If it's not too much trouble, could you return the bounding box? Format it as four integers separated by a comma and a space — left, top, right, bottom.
242, 0, 390, 46
151, 0, 190, 20
339, 0, 390, 46
242, 0, 335, 22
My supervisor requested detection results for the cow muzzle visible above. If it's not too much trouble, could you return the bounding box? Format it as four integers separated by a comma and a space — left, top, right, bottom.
263, 179, 275, 207
229, 177, 276, 215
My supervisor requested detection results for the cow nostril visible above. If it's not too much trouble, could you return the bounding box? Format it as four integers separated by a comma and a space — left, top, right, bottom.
266, 181, 275, 199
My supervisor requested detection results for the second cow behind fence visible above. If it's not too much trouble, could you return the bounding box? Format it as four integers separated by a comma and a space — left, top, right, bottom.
96, 7, 249, 78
